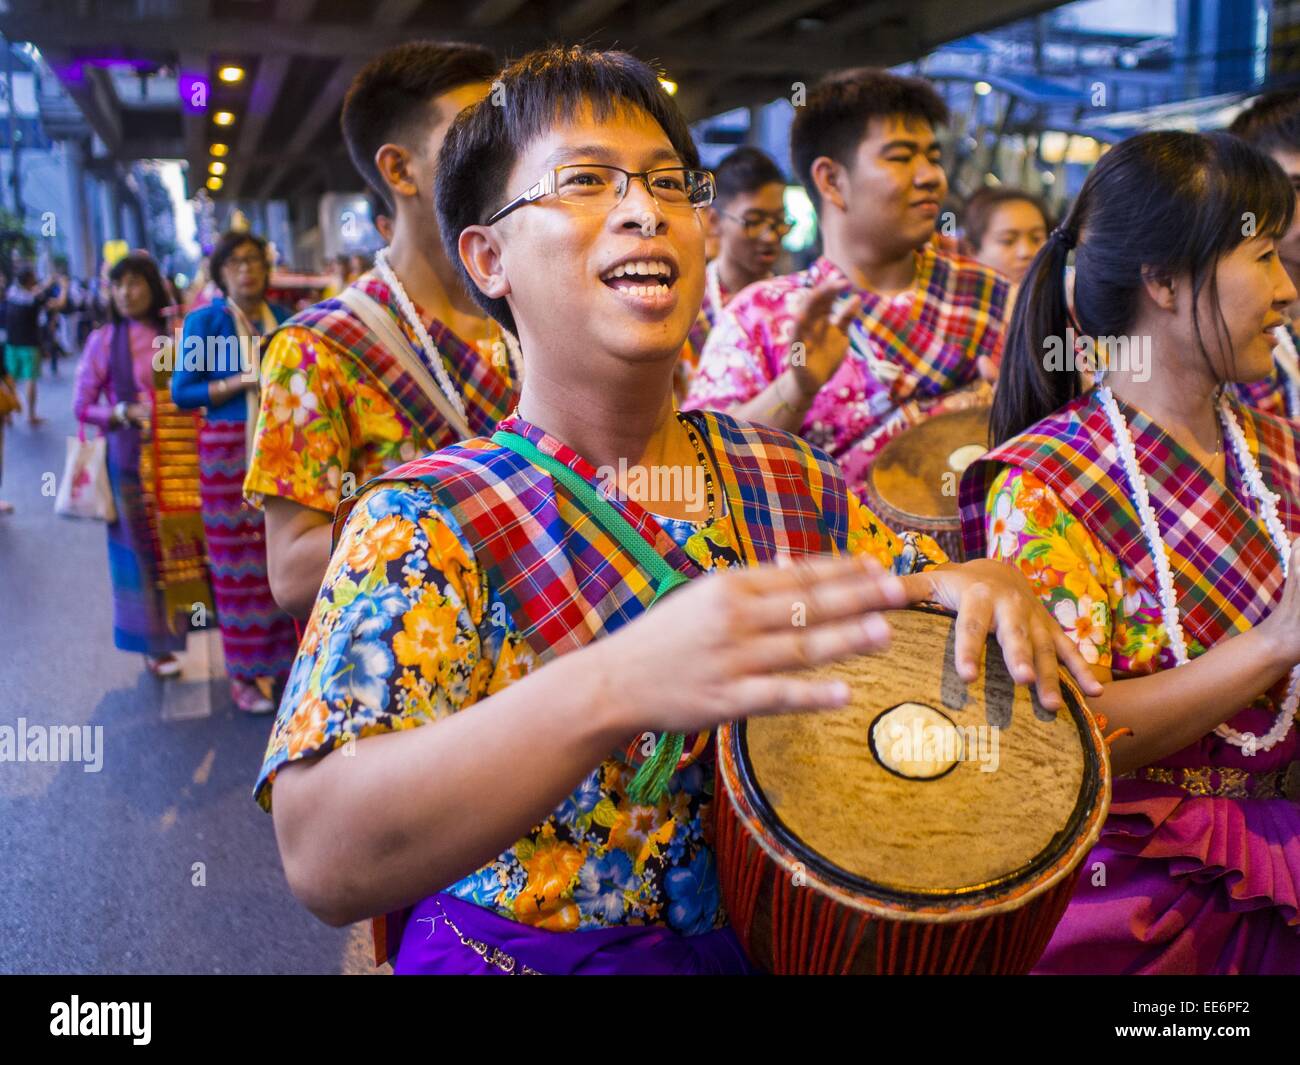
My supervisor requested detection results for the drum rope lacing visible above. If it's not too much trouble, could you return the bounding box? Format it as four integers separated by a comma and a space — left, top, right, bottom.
373, 246, 523, 426
1097, 383, 1299, 754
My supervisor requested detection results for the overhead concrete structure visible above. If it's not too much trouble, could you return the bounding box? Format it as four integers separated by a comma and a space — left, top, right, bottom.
4, 0, 1067, 202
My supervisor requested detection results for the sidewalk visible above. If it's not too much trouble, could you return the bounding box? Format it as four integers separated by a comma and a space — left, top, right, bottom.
0, 362, 380, 973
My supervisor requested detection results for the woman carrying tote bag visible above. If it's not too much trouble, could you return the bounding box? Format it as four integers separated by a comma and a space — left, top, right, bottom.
73, 253, 209, 679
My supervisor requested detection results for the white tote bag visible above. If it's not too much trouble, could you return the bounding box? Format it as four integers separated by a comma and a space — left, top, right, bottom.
55, 428, 117, 522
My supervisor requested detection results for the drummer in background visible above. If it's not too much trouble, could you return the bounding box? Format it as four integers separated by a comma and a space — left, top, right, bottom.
961, 131, 1300, 974
675, 147, 790, 398
684, 69, 1008, 498
252, 45, 1101, 977
961, 186, 1051, 288
1229, 90, 1300, 420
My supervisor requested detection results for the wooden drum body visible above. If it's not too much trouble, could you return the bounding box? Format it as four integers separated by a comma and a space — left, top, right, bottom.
715, 607, 1110, 975
864, 406, 991, 561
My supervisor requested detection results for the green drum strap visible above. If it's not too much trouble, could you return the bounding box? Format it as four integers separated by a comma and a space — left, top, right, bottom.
492, 430, 689, 802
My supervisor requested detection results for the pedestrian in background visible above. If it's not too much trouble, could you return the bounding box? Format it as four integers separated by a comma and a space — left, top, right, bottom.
5, 265, 59, 426
73, 253, 197, 678
173, 230, 298, 713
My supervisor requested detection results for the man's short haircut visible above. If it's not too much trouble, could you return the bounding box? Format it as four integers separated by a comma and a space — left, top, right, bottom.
791, 68, 949, 213
1229, 90, 1300, 155
435, 44, 702, 336
341, 40, 499, 207
713, 146, 787, 205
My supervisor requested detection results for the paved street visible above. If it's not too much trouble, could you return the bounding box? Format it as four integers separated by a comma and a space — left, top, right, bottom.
0, 366, 380, 974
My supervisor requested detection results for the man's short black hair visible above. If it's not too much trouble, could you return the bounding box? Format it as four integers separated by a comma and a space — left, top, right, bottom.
435, 44, 702, 336
209, 230, 268, 296
341, 40, 499, 207
713, 146, 787, 205
1229, 90, 1300, 155
791, 68, 949, 213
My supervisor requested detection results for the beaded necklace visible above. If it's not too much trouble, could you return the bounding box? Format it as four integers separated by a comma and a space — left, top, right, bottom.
373, 247, 523, 426
1097, 383, 1299, 754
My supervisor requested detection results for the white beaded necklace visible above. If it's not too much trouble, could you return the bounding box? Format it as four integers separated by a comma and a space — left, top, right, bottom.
1097, 383, 1300, 754
373, 247, 523, 427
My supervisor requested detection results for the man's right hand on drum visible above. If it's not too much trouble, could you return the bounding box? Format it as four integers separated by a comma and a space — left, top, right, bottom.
593, 552, 1105, 738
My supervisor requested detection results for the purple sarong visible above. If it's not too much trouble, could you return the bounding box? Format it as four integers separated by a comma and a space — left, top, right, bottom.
393, 893, 757, 975
1034, 711, 1300, 975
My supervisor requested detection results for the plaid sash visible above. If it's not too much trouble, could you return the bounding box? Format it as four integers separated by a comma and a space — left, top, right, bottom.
959, 390, 1300, 650
841, 244, 1008, 404
335, 409, 849, 664
349, 409, 849, 966
279, 276, 517, 444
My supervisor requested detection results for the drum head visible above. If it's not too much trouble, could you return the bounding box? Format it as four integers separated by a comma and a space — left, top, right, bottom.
736, 607, 1104, 904
867, 406, 990, 523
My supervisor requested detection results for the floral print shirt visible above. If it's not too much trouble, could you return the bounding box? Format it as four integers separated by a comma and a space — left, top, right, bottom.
983, 465, 1184, 673
683, 252, 1000, 496
254, 479, 943, 934
242, 278, 517, 515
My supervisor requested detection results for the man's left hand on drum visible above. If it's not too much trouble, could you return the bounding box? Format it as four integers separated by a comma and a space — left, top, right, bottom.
899, 557, 1105, 712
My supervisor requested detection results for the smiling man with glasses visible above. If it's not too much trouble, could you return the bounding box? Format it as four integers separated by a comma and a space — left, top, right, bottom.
253, 45, 1101, 977
678, 146, 790, 397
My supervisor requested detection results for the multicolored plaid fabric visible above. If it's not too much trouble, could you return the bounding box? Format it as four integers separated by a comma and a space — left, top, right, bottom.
676, 261, 732, 399
1230, 325, 1300, 421
335, 409, 851, 663
960, 390, 1300, 650
684, 245, 1007, 494
285, 275, 517, 440
853, 241, 1007, 398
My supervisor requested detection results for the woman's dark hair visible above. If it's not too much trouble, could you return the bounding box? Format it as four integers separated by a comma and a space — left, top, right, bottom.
713, 146, 787, 205
342, 40, 499, 207
991, 131, 1295, 446
107, 252, 170, 330
435, 44, 702, 336
962, 186, 1051, 251
209, 230, 269, 297
790, 68, 948, 214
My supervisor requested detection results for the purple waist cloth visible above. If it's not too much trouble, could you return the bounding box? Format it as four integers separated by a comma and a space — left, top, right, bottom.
393, 893, 758, 976
1034, 750, 1300, 974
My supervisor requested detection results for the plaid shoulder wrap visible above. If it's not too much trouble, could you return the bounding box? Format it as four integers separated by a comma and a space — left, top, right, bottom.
277, 278, 513, 439
333, 409, 849, 662
857, 245, 1010, 400
960, 391, 1300, 650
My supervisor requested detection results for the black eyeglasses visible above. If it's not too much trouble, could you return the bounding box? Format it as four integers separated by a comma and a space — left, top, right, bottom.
485, 164, 716, 226
719, 210, 793, 238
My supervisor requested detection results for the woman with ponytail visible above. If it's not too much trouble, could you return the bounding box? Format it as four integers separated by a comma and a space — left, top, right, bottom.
960, 131, 1300, 973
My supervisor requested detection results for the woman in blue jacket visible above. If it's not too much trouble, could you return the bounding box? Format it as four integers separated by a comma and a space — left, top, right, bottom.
172, 231, 298, 713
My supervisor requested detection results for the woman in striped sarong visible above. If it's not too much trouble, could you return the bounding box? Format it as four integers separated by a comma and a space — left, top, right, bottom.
74, 254, 208, 676
173, 231, 297, 713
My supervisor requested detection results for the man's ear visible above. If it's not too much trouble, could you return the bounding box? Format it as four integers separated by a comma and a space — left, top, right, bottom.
810, 156, 847, 213
459, 225, 510, 300
1139, 265, 1178, 313
374, 143, 418, 201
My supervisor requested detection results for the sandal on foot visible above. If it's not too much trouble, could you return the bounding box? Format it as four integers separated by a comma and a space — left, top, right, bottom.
231, 678, 275, 714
